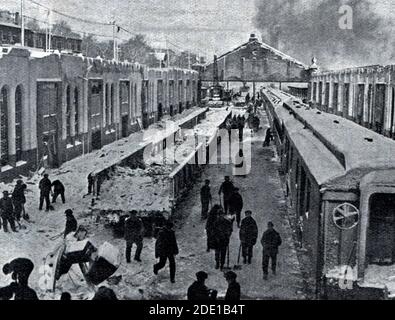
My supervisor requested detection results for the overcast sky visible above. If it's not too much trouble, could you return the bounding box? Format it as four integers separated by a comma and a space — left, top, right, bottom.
1, 0, 258, 59
0, 0, 392, 64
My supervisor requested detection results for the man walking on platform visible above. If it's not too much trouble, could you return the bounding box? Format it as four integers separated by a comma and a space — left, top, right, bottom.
261, 222, 282, 280
213, 209, 233, 270
239, 211, 258, 264
200, 179, 212, 220
218, 176, 234, 214
153, 221, 179, 283
228, 187, 243, 227
124, 210, 144, 263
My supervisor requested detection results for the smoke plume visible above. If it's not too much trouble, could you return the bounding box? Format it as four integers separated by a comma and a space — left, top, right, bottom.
253, 0, 394, 69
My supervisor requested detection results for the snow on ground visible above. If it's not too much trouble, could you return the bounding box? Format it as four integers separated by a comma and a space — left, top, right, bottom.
0, 106, 234, 299
0, 105, 304, 300
96, 166, 173, 212
362, 265, 395, 296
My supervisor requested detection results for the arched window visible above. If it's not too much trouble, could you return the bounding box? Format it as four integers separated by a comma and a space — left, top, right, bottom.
66, 86, 71, 142
15, 85, 23, 162
0, 86, 9, 165
74, 87, 79, 135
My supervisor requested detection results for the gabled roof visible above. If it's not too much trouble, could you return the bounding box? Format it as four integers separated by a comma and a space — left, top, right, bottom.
207, 39, 308, 69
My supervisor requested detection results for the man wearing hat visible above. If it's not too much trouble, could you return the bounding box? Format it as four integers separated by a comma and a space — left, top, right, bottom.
64, 209, 77, 238
0, 190, 17, 232
224, 271, 241, 301
39, 173, 52, 211
239, 210, 258, 264
261, 221, 282, 280
187, 271, 217, 300
3, 258, 34, 287
0, 257, 38, 300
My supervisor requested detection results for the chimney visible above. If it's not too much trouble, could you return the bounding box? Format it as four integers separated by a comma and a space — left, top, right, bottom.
249, 33, 258, 42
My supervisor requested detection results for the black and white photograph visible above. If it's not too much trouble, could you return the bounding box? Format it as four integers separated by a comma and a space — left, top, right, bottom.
0, 0, 393, 307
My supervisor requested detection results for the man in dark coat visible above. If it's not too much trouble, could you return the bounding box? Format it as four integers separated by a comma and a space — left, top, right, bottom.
218, 176, 234, 214
12, 180, 27, 222
239, 211, 258, 264
0, 258, 38, 300
39, 173, 52, 211
263, 127, 273, 147
0, 191, 17, 232
205, 205, 221, 252
64, 209, 77, 238
213, 210, 233, 270
51, 179, 65, 204
124, 210, 144, 263
228, 188, 243, 228
224, 271, 240, 301
3, 258, 34, 287
153, 221, 179, 283
200, 179, 212, 220
187, 271, 217, 301
261, 221, 282, 280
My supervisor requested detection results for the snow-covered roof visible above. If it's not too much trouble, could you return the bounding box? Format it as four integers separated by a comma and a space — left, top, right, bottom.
315, 64, 395, 76
207, 39, 308, 69
266, 88, 395, 186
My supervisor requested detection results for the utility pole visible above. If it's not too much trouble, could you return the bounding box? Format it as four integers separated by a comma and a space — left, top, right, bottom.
112, 20, 117, 61
20, 0, 25, 46
166, 39, 170, 68
47, 9, 51, 51
188, 50, 191, 69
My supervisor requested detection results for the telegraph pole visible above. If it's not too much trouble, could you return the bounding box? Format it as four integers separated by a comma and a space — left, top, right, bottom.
112, 20, 117, 61
166, 39, 170, 68
20, 0, 25, 46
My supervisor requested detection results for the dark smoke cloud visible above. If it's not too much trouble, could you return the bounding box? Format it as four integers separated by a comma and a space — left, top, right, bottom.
254, 0, 394, 69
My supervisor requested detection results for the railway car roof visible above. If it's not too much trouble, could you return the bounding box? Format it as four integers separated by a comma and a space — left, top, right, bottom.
265, 89, 395, 186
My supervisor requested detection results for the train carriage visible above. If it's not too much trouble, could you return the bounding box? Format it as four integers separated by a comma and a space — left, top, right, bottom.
262, 88, 395, 299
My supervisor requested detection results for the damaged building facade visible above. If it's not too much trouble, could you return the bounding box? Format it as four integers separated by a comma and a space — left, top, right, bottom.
0, 47, 198, 181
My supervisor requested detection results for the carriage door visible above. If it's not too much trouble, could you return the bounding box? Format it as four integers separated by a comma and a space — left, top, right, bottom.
367, 193, 395, 264
141, 81, 149, 129
37, 82, 60, 168
374, 84, 386, 134
356, 84, 365, 124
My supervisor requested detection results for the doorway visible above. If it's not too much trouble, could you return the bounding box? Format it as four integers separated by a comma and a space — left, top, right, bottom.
367, 193, 395, 265
121, 115, 129, 138
91, 130, 102, 150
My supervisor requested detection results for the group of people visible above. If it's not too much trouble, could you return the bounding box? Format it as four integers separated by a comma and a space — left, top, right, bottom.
0, 180, 29, 232
122, 210, 179, 284
201, 176, 283, 281
0, 173, 66, 233
38, 174, 66, 212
